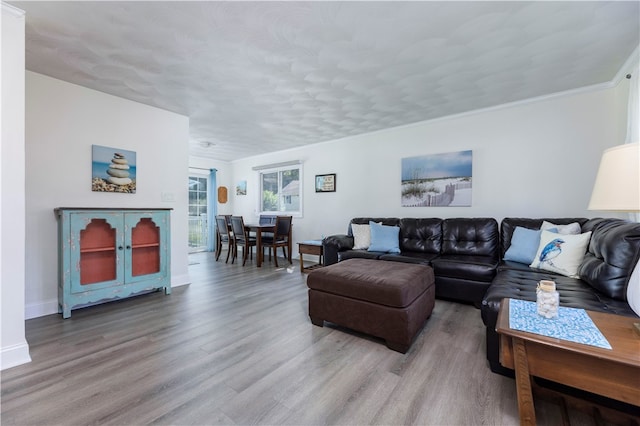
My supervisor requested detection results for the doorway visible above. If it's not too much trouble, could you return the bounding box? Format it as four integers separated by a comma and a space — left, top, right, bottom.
188, 175, 208, 252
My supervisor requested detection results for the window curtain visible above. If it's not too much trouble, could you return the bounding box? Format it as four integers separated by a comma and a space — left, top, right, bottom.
207, 168, 218, 252
626, 67, 639, 223
625, 66, 640, 317
625, 68, 638, 146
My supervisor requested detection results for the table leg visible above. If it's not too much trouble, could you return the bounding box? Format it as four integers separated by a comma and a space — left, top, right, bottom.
512, 337, 536, 425
299, 250, 304, 272
256, 230, 262, 267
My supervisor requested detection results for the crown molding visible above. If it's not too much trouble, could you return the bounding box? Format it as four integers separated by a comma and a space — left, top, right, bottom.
613, 45, 640, 85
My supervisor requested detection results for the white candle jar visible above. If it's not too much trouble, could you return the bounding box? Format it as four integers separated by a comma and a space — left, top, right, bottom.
536, 280, 559, 319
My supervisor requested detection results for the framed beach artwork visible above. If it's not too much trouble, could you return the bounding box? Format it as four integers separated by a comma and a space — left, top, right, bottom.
236, 180, 247, 195
92, 145, 136, 193
401, 150, 472, 207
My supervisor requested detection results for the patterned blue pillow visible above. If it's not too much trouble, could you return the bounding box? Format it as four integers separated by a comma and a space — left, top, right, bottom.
368, 221, 400, 253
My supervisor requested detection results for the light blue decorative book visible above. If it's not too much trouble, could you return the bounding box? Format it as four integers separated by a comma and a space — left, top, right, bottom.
508, 298, 612, 349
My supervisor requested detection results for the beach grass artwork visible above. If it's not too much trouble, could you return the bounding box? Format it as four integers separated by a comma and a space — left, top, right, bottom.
92, 145, 136, 193
401, 150, 472, 207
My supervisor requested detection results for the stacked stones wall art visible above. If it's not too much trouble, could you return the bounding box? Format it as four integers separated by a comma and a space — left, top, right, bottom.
92, 145, 137, 193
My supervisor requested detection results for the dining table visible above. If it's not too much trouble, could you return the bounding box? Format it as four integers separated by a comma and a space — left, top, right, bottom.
243, 223, 276, 267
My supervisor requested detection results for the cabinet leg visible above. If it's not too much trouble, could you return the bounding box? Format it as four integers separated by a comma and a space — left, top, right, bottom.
164, 286, 172, 295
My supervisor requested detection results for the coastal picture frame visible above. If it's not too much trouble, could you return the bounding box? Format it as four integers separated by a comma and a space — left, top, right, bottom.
401, 150, 472, 207
315, 174, 336, 192
236, 180, 247, 195
92, 145, 136, 193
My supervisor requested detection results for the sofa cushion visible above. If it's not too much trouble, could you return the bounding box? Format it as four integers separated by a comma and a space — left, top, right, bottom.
348, 217, 400, 236
431, 254, 497, 282
399, 218, 442, 254
503, 226, 542, 265
339, 249, 381, 262
579, 219, 640, 301
498, 260, 535, 272
368, 222, 400, 253
530, 230, 592, 278
441, 218, 499, 259
379, 252, 437, 264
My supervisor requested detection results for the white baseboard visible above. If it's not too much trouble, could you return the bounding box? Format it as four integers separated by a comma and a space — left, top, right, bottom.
171, 273, 191, 288
25, 299, 58, 319
1, 341, 31, 370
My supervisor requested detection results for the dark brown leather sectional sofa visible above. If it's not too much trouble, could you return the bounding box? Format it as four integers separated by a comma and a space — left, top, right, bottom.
323, 216, 640, 369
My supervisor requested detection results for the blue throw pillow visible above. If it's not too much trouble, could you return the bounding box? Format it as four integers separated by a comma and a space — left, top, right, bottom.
503, 226, 542, 265
368, 221, 400, 253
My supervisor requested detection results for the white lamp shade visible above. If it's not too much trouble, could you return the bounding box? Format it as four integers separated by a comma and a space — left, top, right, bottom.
588, 143, 640, 211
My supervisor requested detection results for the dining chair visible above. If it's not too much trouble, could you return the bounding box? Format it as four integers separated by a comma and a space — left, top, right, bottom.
215, 215, 234, 263
230, 216, 256, 266
258, 214, 276, 254
260, 215, 292, 267
224, 215, 235, 261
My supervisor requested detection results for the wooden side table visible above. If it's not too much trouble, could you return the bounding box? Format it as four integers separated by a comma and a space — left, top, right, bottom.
298, 240, 323, 273
496, 298, 640, 425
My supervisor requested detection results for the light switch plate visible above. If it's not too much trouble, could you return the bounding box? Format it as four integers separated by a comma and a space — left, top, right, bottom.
161, 192, 175, 202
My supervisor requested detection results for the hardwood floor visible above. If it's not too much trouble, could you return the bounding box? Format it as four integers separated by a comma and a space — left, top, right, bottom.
0, 252, 607, 425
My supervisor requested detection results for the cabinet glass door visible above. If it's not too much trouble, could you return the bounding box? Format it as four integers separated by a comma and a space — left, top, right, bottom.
70, 213, 125, 293
124, 212, 167, 284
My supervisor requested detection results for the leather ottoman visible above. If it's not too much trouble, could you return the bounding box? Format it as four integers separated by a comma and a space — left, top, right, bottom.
306, 258, 435, 353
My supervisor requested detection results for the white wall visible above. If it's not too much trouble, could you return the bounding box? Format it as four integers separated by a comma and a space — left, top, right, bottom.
25, 71, 190, 319
232, 84, 628, 251
1, 3, 31, 370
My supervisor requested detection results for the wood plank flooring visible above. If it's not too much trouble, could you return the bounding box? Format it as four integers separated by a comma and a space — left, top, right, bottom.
0, 252, 609, 425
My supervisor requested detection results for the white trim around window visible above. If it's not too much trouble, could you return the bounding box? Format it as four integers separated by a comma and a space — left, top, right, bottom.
256, 162, 303, 218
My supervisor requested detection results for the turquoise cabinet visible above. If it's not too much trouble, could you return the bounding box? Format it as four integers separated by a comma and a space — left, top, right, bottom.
56, 208, 171, 318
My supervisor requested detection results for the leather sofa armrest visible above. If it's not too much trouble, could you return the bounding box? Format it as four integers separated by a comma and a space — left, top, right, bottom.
323, 234, 354, 266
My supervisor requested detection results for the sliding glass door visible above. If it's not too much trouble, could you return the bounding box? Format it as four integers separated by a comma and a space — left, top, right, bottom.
188, 175, 208, 252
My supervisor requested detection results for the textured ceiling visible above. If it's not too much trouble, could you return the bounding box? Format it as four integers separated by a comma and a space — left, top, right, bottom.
11, 1, 640, 161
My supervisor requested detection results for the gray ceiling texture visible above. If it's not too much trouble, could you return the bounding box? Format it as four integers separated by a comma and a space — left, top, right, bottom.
12, 1, 640, 161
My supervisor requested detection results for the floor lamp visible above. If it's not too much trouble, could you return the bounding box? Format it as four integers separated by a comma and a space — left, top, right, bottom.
588, 142, 640, 333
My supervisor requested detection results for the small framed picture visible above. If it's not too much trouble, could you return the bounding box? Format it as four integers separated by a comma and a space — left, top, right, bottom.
236, 180, 247, 195
315, 174, 336, 192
